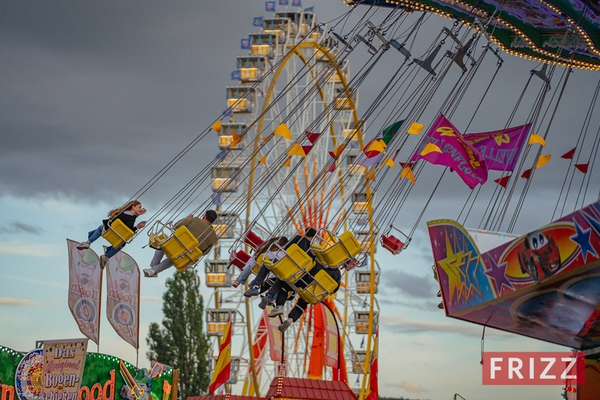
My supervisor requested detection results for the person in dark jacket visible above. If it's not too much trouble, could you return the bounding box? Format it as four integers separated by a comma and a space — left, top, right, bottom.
143, 210, 218, 278
77, 200, 147, 268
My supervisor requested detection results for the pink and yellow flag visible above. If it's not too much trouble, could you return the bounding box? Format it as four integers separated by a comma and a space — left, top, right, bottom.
264, 309, 283, 362
106, 251, 140, 349
67, 239, 102, 345
209, 313, 232, 394
463, 123, 531, 171
410, 114, 488, 189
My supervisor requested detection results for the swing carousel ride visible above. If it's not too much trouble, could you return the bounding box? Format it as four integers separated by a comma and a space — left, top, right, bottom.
67, 0, 600, 399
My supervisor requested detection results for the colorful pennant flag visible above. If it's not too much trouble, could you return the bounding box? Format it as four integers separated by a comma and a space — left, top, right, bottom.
305, 130, 320, 144
365, 328, 379, 400
287, 143, 306, 157
561, 147, 576, 159
209, 314, 232, 394
400, 166, 415, 185
536, 153, 551, 168
463, 123, 531, 171
283, 156, 292, 167
528, 133, 546, 146
355, 120, 405, 167
211, 120, 222, 133
494, 175, 510, 188
407, 121, 424, 135
575, 163, 589, 173
410, 114, 488, 189
302, 145, 313, 155
274, 123, 292, 139
259, 155, 267, 165
521, 168, 532, 179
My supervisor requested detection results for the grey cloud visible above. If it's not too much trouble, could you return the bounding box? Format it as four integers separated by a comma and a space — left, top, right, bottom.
380, 269, 436, 299
0, 221, 44, 235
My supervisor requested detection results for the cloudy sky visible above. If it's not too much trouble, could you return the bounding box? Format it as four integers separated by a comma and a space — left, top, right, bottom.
2, 1, 599, 399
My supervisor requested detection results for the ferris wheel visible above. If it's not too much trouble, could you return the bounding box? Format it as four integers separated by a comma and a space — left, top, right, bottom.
201, 7, 380, 398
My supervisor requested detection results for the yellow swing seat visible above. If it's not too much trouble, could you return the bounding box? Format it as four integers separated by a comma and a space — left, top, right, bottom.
265, 243, 315, 284
102, 219, 135, 248
297, 269, 338, 304
311, 230, 362, 267
161, 226, 204, 272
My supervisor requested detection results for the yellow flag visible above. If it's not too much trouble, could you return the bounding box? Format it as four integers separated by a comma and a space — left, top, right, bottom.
287, 143, 306, 157
420, 142, 442, 156
400, 166, 415, 184
231, 132, 243, 146
366, 139, 385, 154
407, 122, 424, 135
283, 156, 292, 167
536, 153, 551, 168
262, 134, 272, 143
274, 123, 293, 140
258, 155, 267, 165
379, 157, 395, 169
529, 133, 546, 146
211, 120, 222, 133
333, 144, 346, 157
366, 169, 376, 181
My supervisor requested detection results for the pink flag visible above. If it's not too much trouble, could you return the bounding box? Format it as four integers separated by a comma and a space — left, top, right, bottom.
463, 123, 531, 171
264, 310, 282, 362
67, 239, 102, 345
106, 251, 140, 349
322, 304, 339, 369
410, 114, 488, 189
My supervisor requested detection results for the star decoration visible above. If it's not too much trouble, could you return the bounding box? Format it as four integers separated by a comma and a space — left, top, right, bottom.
483, 253, 514, 294
570, 220, 598, 263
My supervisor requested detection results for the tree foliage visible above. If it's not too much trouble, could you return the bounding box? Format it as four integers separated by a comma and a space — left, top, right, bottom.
146, 270, 210, 398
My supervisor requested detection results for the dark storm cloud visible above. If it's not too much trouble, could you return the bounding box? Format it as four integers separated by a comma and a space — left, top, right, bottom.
0, 221, 44, 235
0, 1, 262, 202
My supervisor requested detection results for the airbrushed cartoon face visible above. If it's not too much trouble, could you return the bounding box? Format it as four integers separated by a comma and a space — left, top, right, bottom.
518, 230, 562, 283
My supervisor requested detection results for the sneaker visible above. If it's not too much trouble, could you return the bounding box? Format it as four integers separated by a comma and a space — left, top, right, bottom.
268, 306, 284, 318
278, 318, 293, 332
99, 255, 108, 269
77, 242, 90, 250
258, 297, 271, 310
143, 268, 158, 278
244, 286, 261, 298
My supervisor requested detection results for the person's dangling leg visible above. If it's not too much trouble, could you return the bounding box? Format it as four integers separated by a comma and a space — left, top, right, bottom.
77, 225, 103, 249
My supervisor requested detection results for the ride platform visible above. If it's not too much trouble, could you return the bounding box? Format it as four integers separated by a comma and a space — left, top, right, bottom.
428, 200, 600, 350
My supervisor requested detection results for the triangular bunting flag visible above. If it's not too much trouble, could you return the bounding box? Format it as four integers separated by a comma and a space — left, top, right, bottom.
305, 131, 320, 144
536, 153, 551, 168
328, 162, 336, 173
521, 168, 532, 179
400, 166, 415, 184
262, 134, 273, 143
211, 120, 222, 133
274, 123, 292, 140
258, 155, 267, 165
365, 140, 385, 154
575, 163, 589, 173
328, 151, 337, 160
231, 132, 243, 146
333, 144, 345, 158
529, 133, 546, 146
419, 142, 442, 156
407, 122, 424, 135
561, 147, 576, 159
366, 169, 376, 181
287, 143, 306, 157
381, 120, 405, 144
283, 156, 292, 167
380, 157, 395, 169
302, 145, 313, 155
398, 162, 415, 169
494, 176, 510, 188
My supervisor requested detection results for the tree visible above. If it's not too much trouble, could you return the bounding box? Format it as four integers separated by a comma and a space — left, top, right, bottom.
147, 270, 210, 398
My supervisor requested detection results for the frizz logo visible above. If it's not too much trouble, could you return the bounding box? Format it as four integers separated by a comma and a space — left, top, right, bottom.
482, 352, 585, 385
